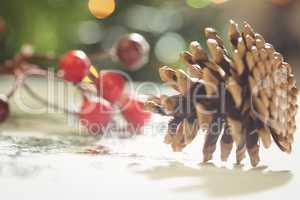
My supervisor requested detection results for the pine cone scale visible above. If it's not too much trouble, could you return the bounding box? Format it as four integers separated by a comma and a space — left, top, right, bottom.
145, 20, 298, 167
220, 131, 234, 161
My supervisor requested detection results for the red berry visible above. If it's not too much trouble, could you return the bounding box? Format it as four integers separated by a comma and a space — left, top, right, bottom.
114, 33, 150, 71
0, 98, 9, 123
119, 95, 151, 129
80, 98, 113, 135
59, 50, 90, 83
95, 71, 125, 103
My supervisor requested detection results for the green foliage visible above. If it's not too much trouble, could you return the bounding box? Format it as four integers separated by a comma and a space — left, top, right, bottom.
0, 0, 90, 56
0, 0, 223, 80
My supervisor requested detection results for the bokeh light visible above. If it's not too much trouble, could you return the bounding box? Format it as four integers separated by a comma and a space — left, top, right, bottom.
155, 32, 186, 64
88, 0, 115, 19
211, 0, 229, 4
78, 20, 103, 44
101, 26, 128, 50
186, 0, 211, 8
125, 5, 183, 34
1, 0, 300, 83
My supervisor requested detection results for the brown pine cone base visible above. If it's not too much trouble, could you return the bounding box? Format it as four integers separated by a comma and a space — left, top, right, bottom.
145, 20, 298, 167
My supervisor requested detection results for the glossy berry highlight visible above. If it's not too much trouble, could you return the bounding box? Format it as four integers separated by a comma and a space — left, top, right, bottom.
59, 50, 90, 83
0, 98, 9, 123
80, 98, 113, 135
114, 33, 150, 71
96, 71, 125, 103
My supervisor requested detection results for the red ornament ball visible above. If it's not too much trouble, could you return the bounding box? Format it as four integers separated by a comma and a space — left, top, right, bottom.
0, 98, 9, 123
114, 33, 150, 71
119, 95, 151, 129
80, 98, 113, 135
59, 50, 90, 83
95, 71, 125, 103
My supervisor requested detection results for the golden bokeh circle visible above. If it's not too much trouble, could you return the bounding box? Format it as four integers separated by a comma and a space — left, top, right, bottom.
88, 0, 115, 19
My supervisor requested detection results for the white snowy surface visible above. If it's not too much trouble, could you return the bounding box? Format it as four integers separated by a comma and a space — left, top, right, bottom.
0, 77, 299, 200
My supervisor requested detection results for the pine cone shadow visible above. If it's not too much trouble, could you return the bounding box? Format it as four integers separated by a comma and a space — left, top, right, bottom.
139, 161, 292, 197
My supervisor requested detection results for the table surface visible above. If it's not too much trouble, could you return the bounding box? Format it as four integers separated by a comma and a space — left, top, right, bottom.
0, 76, 299, 200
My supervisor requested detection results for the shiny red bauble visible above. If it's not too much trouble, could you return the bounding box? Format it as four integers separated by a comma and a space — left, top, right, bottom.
59, 50, 91, 83
95, 71, 125, 103
79, 98, 113, 135
114, 33, 150, 71
118, 95, 151, 129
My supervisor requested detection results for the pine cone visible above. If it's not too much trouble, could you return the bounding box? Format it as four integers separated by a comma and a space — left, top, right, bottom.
145, 20, 298, 167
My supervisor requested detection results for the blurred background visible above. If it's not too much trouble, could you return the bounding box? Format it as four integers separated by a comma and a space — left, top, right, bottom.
0, 0, 299, 82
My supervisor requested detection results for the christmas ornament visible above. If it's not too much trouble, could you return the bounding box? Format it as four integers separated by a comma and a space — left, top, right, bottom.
145, 20, 298, 167
80, 97, 113, 135
113, 33, 150, 71
118, 94, 151, 130
0, 47, 151, 135
59, 50, 91, 83
95, 71, 125, 103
